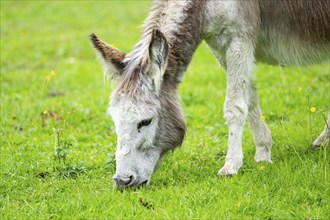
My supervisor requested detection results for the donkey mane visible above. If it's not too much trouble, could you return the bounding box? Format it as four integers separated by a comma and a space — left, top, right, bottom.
115, 0, 205, 96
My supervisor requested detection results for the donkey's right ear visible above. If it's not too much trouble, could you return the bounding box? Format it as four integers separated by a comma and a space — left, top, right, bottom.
89, 33, 125, 77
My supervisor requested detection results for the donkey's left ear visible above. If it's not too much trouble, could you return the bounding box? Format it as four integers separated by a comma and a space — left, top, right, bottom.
147, 29, 169, 93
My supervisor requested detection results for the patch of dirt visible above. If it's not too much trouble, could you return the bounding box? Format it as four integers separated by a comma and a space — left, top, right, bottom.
41, 110, 62, 127
47, 91, 65, 97
139, 197, 154, 210
36, 171, 49, 178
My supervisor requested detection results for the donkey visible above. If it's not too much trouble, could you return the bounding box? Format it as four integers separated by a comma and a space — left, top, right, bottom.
90, 0, 330, 189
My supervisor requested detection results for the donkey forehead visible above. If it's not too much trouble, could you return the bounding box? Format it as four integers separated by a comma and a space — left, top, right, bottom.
108, 95, 159, 121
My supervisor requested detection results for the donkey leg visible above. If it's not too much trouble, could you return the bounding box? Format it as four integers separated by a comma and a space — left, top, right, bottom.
218, 38, 254, 176
247, 85, 272, 162
312, 114, 330, 149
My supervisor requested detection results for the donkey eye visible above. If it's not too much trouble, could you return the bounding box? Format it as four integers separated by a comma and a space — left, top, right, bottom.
137, 118, 152, 130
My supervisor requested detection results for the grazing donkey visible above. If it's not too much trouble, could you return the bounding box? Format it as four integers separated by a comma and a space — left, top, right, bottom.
90, 0, 330, 189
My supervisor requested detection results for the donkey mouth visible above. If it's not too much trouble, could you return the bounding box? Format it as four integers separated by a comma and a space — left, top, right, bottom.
116, 181, 149, 190
140, 179, 149, 187
113, 174, 150, 190
131, 179, 149, 189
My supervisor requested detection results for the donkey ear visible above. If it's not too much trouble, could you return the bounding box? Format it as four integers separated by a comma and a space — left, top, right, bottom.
147, 29, 169, 93
89, 33, 125, 77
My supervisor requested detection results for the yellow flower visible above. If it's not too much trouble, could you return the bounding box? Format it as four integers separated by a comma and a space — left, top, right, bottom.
310, 107, 316, 113
298, 87, 302, 93
259, 164, 266, 171
43, 110, 48, 115
44, 70, 56, 84
260, 115, 266, 121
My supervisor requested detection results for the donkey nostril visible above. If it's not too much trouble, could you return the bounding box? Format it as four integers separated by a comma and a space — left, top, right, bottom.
113, 174, 136, 187
125, 175, 134, 185
128, 174, 138, 186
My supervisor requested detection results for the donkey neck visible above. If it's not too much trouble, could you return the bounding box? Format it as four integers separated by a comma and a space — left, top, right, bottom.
159, 1, 206, 84
130, 1, 206, 85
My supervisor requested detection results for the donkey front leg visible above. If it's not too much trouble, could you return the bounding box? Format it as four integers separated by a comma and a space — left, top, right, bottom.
218, 38, 254, 176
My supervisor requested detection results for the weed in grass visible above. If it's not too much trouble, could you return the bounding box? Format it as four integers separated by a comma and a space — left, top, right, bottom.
51, 128, 86, 179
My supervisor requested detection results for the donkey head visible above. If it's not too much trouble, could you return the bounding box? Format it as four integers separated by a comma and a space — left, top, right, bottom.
90, 30, 185, 189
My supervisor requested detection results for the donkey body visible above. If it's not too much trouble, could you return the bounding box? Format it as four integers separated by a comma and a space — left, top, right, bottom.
91, 0, 330, 189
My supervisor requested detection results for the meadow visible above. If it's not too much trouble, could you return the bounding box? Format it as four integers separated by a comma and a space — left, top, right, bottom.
1, 1, 329, 219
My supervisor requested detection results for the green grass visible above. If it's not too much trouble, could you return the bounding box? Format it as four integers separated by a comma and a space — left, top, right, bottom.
1, 1, 329, 219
